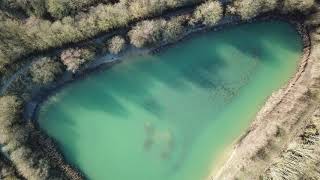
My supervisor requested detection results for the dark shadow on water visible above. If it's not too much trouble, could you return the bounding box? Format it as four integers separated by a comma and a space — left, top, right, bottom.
40, 20, 303, 177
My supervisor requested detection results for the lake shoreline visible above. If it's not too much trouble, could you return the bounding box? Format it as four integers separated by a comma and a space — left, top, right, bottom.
210, 16, 316, 180
22, 14, 310, 180
27, 14, 303, 122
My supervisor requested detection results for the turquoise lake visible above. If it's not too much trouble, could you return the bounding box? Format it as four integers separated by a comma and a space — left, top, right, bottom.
39, 21, 302, 180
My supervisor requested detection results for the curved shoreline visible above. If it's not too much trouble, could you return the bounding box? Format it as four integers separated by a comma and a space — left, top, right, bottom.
23, 15, 245, 180
1, 0, 320, 178
0, 9, 312, 179
27, 15, 297, 122
25, 15, 241, 122
211, 18, 317, 179
28, 17, 309, 180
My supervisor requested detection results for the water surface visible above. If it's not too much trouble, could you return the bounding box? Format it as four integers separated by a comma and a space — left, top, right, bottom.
39, 21, 302, 180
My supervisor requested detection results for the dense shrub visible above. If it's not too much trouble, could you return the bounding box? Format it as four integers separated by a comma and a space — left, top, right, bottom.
0, 153, 21, 180
310, 28, 320, 43
0, 96, 42, 179
0, 18, 31, 68
126, 0, 202, 19
0, 3, 128, 68
129, 17, 185, 48
162, 16, 186, 43
107, 36, 126, 54
127, 0, 173, 19
191, 0, 223, 26
1, 0, 202, 67
283, 0, 315, 14
8, 3, 129, 55
30, 57, 63, 85
47, 0, 111, 19
0, 95, 62, 180
306, 11, 320, 27
129, 19, 164, 48
0, 0, 46, 17
229, 0, 316, 19
0, 95, 77, 179
10, 146, 49, 180
126, 0, 166, 19
0, 0, 195, 68
0, 0, 207, 69
61, 48, 95, 73
228, 0, 278, 20
47, 0, 70, 19
0, 95, 24, 144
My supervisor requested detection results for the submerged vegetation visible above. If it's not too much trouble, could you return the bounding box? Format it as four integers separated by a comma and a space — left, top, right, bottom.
0, 0, 320, 179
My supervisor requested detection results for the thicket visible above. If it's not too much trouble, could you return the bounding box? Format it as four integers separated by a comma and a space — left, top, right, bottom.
125, 0, 201, 19
227, 0, 279, 20
0, 0, 205, 70
1, 0, 317, 70
107, 36, 126, 54
306, 10, 320, 28
47, 0, 114, 19
228, 0, 316, 20
0, 19, 30, 70
0, 152, 21, 180
1, 0, 320, 179
282, 0, 315, 14
0, 0, 114, 18
61, 47, 96, 73
29, 57, 63, 85
0, 95, 53, 180
191, 0, 223, 26
0, 95, 73, 179
0, 0, 46, 17
128, 16, 187, 48
128, 0, 224, 48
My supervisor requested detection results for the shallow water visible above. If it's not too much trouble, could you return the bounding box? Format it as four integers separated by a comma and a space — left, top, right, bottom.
39, 21, 302, 180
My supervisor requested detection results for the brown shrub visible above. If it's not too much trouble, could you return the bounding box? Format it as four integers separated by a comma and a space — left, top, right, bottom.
283, 0, 315, 14
228, 0, 278, 20
30, 57, 63, 85
60, 48, 95, 73
129, 17, 185, 48
191, 0, 223, 26
107, 36, 126, 54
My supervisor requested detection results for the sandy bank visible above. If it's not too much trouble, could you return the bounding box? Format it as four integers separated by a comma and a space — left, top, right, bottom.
209, 19, 320, 179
